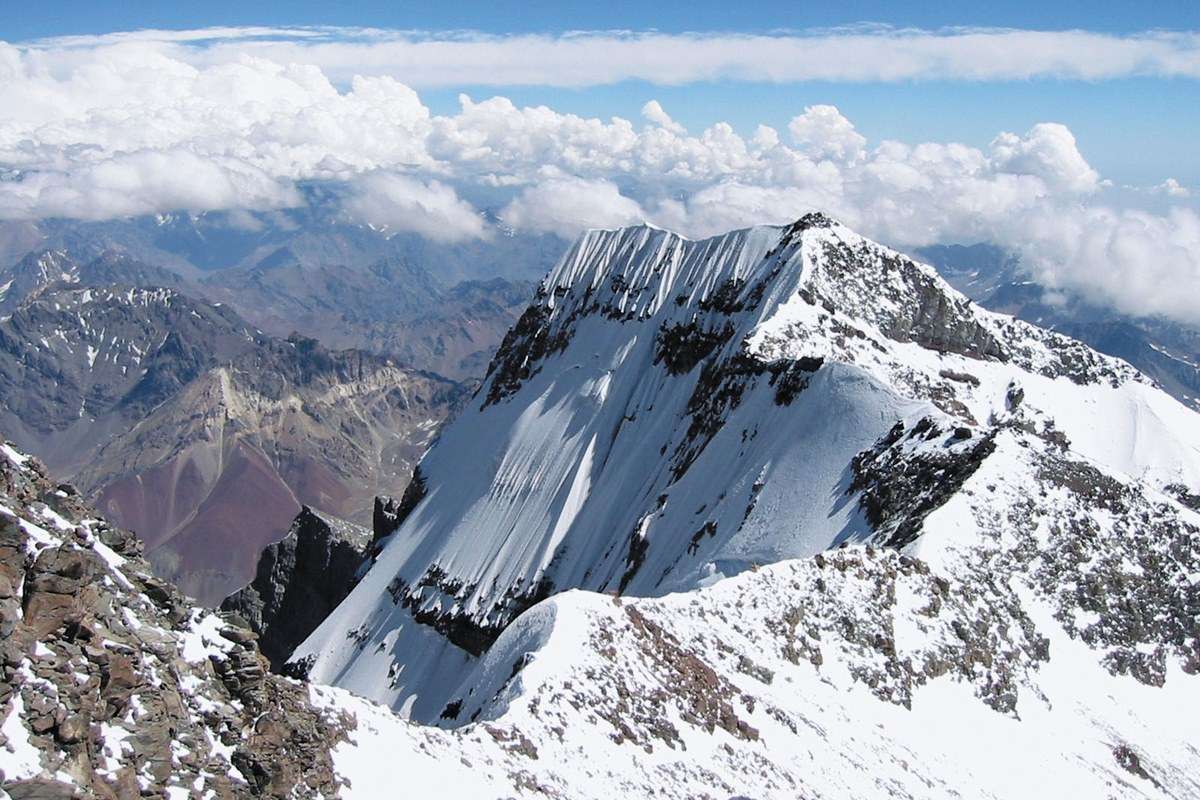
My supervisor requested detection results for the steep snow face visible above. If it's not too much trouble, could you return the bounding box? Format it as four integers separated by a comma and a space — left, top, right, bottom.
312, 432, 1200, 798
294, 214, 1200, 720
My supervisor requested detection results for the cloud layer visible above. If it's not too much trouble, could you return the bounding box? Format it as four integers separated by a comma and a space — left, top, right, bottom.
17, 26, 1200, 86
0, 29, 1198, 325
343, 172, 485, 242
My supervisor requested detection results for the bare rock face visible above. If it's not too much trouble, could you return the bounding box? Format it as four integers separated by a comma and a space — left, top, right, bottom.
0, 441, 351, 797
20, 547, 104, 641
221, 507, 370, 670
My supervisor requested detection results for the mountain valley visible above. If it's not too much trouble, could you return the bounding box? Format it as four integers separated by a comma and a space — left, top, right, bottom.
0, 285, 464, 603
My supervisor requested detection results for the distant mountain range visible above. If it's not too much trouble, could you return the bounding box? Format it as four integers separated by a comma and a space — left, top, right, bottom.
0, 231, 540, 380
199, 252, 532, 379
0, 284, 465, 603
0, 199, 560, 284
0, 208, 556, 604
0, 249, 189, 315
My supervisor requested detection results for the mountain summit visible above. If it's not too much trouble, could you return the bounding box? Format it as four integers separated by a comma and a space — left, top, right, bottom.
289, 212, 1200, 787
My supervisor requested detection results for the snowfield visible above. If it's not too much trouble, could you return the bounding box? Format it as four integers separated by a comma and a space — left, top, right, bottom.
313, 510, 1200, 798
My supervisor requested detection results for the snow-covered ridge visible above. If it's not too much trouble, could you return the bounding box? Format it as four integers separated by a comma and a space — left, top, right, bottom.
506, 213, 1142, 406
416, 424, 1200, 795
492, 213, 1196, 484
293, 213, 1200, 728
3, 429, 1197, 798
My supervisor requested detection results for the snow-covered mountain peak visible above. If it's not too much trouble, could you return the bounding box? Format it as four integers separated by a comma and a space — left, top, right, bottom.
514, 212, 1138, 396
489, 214, 1185, 478
0, 247, 192, 315
292, 214, 1200, 726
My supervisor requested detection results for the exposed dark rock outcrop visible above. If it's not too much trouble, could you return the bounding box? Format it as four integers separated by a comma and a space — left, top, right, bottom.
920, 243, 1200, 413
481, 299, 572, 407
370, 467, 427, 552
654, 320, 736, 376
850, 419, 997, 548
221, 507, 370, 670
373, 496, 403, 543
385, 565, 555, 657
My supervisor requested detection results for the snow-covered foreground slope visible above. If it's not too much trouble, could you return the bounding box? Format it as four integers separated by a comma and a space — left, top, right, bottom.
3, 427, 1197, 798
316, 477, 1200, 798
293, 213, 1200, 725
309, 428, 1200, 798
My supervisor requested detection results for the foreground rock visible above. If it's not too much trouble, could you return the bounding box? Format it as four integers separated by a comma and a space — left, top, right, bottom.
0, 443, 349, 797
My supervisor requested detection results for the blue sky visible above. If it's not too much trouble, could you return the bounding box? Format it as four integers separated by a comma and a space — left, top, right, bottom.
8, 1, 1199, 186
8, 0, 1200, 38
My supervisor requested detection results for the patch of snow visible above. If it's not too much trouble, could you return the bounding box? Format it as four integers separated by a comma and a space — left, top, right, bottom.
1, 695, 45, 781
0, 443, 29, 466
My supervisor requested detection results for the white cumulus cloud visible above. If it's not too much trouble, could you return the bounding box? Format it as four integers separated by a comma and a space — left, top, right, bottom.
1008, 205, 1200, 323
342, 172, 485, 242
0, 150, 299, 221
0, 32, 1198, 326
787, 106, 867, 164
990, 123, 1100, 194
499, 177, 647, 237
1153, 178, 1191, 198
641, 100, 686, 135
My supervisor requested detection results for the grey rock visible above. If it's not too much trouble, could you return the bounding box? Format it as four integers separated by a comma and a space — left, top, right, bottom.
53, 715, 86, 745
221, 506, 370, 670
3, 779, 83, 800
918, 243, 1200, 413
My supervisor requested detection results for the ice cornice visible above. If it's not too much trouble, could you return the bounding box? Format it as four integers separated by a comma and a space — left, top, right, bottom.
542, 212, 855, 296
